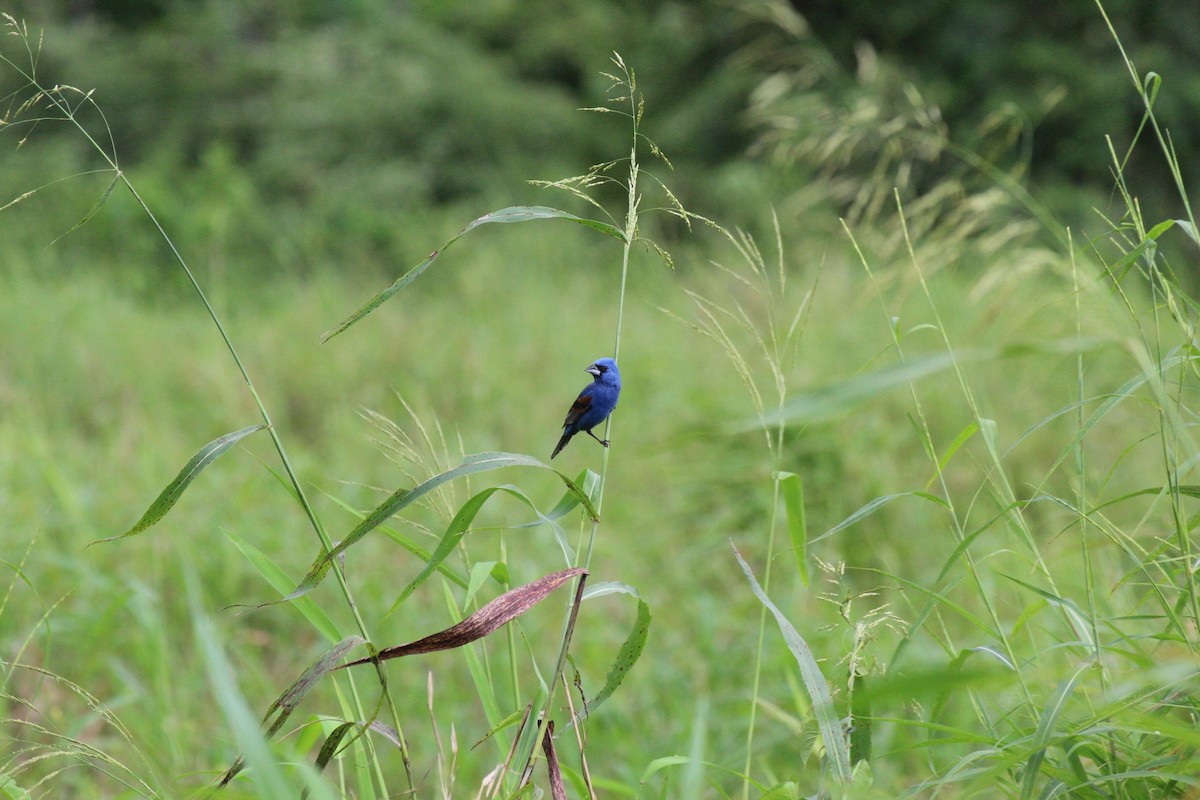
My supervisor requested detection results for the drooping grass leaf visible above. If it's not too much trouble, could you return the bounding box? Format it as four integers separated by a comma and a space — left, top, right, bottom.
1091, 484, 1200, 512
196, 608, 299, 798
220, 636, 367, 787
811, 491, 947, 546
321, 207, 625, 342
48, 170, 120, 246
999, 573, 1095, 649
93, 423, 266, 544
512, 467, 593, 531
367, 721, 403, 751
1176, 219, 1199, 245
340, 568, 585, 668
734, 544, 852, 785
285, 453, 594, 601
1040, 351, 1192, 480
313, 721, 359, 777
574, 582, 651, 720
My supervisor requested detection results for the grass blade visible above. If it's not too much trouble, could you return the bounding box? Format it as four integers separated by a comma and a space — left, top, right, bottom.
812, 491, 948, 546
734, 544, 852, 785
312, 721, 359, 777
47, 170, 120, 246
321, 206, 625, 342
220, 636, 367, 787
384, 484, 573, 620
1019, 661, 1093, 800
574, 582, 651, 719
93, 423, 266, 544
757, 339, 1108, 427
286, 453, 595, 601
224, 531, 342, 644
775, 471, 808, 586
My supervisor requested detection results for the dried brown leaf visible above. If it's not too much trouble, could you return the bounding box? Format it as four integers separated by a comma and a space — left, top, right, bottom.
542, 721, 566, 800
340, 569, 586, 668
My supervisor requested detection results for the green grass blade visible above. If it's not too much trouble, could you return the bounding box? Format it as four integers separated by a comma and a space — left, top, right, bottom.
219, 635, 367, 788
850, 672, 871, 766
1040, 353, 1191, 480
321, 206, 625, 342
224, 531, 342, 644
734, 545, 852, 785
775, 471, 808, 586
190, 572, 308, 799
322, 491, 468, 590
94, 423, 266, 544
999, 574, 1095, 649
383, 483, 573, 620
511, 467, 592, 529
1019, 661, 1093, 800
575, 582, 651, 718
380, 488, 493, 620
47, 171, 120, 246
812, 491, 948, 545
758, 339, 1108, 427
312, 721, 359, 777
444, 582, 507, 755
286, 453, 595, 601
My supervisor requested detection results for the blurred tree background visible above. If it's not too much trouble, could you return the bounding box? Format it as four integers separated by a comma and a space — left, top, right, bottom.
3, 0, 1198, 285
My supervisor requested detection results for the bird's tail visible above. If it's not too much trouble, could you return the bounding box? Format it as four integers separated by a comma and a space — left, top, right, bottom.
551, 430, 573, 459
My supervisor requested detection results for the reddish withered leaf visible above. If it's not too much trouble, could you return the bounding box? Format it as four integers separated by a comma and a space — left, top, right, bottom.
340, 568, 587, 668
542, 721, 566, 800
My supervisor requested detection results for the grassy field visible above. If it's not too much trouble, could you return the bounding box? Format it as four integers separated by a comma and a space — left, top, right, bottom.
6, 15, 1200, 800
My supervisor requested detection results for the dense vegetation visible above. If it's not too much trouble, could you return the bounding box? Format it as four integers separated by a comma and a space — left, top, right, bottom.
4, 1, 1200, 798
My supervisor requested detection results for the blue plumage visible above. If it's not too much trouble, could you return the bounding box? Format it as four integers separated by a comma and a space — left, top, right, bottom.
551, 358, 621, 458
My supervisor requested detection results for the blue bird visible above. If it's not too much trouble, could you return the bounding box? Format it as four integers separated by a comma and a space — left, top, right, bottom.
551, 358, 621, 459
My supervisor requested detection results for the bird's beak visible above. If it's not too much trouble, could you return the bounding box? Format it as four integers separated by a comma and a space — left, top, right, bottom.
585, 365, 601, 377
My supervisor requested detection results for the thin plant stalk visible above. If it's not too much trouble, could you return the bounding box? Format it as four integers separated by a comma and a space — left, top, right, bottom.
847, 203, 1036, 710
517, 55, 641, 789
738, 223, 795, 800
740, 427, 787, 800
0, 44, 413, 790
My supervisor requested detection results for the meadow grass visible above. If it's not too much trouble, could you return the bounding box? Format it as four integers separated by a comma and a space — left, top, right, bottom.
5, 8, 1200, 800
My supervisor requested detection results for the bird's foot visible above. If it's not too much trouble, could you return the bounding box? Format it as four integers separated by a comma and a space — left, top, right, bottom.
600, 439, 610, 447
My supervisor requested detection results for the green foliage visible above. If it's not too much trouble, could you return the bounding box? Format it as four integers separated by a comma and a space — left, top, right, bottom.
782, 0, 1200, 224
8, 2, 1200, 799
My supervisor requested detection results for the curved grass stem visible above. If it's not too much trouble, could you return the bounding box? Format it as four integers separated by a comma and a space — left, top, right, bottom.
4, 49, 414, 791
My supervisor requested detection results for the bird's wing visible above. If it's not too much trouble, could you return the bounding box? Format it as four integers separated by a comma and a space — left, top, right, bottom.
562, 391, 593, 428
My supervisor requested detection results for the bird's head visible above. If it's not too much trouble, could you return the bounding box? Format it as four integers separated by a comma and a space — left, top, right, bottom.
586, 357, 620, 385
